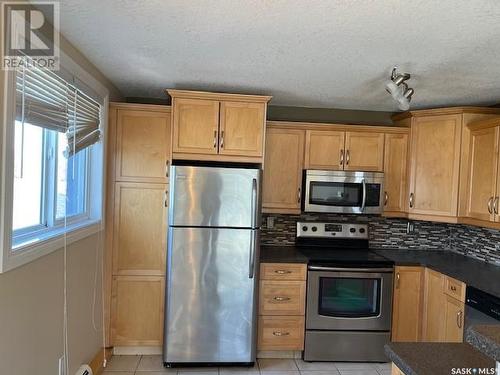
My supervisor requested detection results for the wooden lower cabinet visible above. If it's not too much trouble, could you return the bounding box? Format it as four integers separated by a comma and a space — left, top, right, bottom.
258, 263, 307, 351
391, 363, 405, 375
111, 276, 165, 346
444, 295, 465, 342
415, 268, 465, 343
422, 268, 446, 341
258, 316, 305, 351
391, 266, 424, 342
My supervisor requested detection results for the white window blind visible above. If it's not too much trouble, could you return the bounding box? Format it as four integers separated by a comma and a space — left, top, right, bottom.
15, 63, 101, 157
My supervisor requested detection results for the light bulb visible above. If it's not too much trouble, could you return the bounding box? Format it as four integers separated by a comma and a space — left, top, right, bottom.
397, 96, 410, 111
385, 80, 404, 100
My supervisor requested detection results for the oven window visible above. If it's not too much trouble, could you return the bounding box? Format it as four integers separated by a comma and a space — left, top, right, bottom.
318, 277, 381, 318
309, 182, 362, 206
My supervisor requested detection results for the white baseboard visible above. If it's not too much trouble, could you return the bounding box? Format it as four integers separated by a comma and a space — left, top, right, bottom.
113, 346, 162, 355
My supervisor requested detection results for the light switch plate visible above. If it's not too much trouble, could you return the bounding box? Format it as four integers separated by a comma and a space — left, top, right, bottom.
266, 216, 275, 229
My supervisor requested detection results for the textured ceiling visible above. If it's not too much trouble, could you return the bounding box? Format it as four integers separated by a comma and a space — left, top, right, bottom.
58, 0, 500, 111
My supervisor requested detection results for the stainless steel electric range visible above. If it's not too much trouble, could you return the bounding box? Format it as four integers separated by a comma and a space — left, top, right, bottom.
296, 222, 394, 362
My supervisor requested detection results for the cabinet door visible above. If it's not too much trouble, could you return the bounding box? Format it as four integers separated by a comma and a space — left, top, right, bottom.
466, 126, 499, 222
422, 269, 445, 342
113, 182, 167, 275
304, 130, 345, 170
172, 98, 219, 155
384, 133, 409, 214
344, 131, 385, 171
444, 295, 464, 342
392, 266, 424, 342
219, 101, 265, 157
115, 109, 171, 182
262, 128, 305, 213
111, 275, 165, 346
408, 115, 462, 218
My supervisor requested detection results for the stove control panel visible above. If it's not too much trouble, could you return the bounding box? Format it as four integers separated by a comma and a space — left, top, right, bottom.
296, 222, 368, 239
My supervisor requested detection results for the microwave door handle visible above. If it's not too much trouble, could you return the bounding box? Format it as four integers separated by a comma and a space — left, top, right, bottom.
360, 178, 367, 212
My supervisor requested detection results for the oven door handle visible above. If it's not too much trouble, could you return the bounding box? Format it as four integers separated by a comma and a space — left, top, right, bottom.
308, 265, 394, 273
360, 178, 367, 212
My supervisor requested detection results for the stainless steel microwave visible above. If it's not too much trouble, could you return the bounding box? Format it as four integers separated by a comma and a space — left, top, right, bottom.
303, 170, 385, 214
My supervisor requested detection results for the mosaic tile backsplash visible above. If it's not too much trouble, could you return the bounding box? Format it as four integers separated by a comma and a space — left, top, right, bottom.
261, 213, 500, 264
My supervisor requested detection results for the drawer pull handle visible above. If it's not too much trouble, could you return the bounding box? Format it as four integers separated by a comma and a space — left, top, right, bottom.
272, 331, 290, 337
457, 310, 463, 329
275, 270, 292, 275
450, 285, 457, 291
273, 296, 291, 302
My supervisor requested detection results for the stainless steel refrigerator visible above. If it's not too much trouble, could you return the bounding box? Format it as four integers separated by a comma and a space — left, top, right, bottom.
164, 165, 261, 366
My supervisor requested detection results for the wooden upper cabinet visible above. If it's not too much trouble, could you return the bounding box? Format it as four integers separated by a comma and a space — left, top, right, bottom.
219, 101, 265, 157
262, 128, 305, 214
344, 131, 385, 171
112, 182, 168, 276
168, 90, 271, 161
408, 114, 462, 220
171, 98, 220, 155
304, 130, 344, 170
383, 132, 409, 214
392, 266, 424, 342
465, 125, 499, 222
114, 107, 171, 183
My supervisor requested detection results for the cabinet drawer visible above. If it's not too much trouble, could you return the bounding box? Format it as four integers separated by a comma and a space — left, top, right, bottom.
259, 280, 306, 315
260, 263, 307, 281
258, 316, 305, 350
444, 276, 466, 302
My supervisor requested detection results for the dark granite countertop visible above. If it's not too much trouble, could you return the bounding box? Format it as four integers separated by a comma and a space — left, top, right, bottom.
260, 246, 500, 298
385, 342, 496, 375
373, 249, 500, 299
260, 245, 308, 263
466, 325, 500, 361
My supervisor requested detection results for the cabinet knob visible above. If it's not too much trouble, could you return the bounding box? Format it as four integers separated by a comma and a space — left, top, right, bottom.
340, 149, 344, 166
346, 150, 350, 165
494, 197, 499, 215
488, 197, 494, 214
297, 187, 301, 203
220, 130, 225, 149
396, 273, 400, 289
213, 130, 218, 148
384, 192, 388, 206
409, 193, 415, 209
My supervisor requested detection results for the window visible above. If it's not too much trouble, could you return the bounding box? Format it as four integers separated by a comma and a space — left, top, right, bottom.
12, 120, 91, 247
0, 57, 106, 271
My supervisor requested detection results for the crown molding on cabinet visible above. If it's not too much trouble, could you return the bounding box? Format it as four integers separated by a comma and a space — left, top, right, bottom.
167, 89, 272, 103
392, 106, 500, 121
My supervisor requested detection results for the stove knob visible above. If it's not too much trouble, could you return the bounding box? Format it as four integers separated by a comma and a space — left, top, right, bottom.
311, 226, 318, 232
359, 228, 366, 234
349, 228, 356, 233
302, 226, 308, 232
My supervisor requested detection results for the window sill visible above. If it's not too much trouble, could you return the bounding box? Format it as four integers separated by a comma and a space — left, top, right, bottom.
1, 219, 102, 273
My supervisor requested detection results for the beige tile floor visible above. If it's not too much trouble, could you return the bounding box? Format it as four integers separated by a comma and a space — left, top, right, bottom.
103, 356, 392, 375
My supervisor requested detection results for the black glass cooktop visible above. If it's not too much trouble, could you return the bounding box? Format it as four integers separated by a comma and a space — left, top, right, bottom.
298, 248, 394, 268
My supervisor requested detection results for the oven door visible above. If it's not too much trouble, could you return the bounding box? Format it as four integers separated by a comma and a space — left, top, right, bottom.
306, 266, 393, 331
303, 170, 384, 214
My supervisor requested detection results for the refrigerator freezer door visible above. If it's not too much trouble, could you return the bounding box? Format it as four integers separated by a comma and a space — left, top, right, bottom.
164, 227, 259, 364
169, 166, 261, 228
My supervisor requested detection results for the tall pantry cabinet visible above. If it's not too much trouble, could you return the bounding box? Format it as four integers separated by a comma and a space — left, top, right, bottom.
106, 103, 171, 349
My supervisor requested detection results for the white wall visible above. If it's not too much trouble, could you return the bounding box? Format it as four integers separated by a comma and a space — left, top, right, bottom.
0, 234, 104, 375
0, 11, 121, 374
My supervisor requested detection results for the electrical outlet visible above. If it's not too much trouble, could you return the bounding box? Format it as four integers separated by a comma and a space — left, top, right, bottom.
58, 355, 65, 375
266, 216, 275, 229
406, 221, 415, 234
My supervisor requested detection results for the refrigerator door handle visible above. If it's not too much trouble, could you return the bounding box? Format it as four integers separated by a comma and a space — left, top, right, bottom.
249, 230, 256, 279
251, 178, 258, 228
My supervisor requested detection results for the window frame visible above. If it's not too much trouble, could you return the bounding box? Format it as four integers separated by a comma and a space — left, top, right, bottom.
0, 50, 110, 273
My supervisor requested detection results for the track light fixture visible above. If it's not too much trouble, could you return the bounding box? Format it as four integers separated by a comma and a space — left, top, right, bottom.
385, 67, 414, 111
